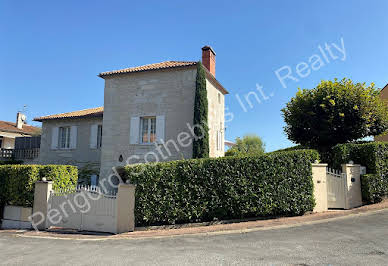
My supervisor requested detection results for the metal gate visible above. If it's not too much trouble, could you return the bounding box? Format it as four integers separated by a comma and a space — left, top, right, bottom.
326, 168, 347, 209
47, 186, 117, 233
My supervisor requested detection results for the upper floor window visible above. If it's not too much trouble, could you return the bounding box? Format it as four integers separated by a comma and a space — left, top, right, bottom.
90, 124, 102, 149
51, 126, 77, 150
59, 126, 71, 149
218, 93, 221, 104
97, 125, 103, 148
130, 115, 164, 145
141, 117, 156, 143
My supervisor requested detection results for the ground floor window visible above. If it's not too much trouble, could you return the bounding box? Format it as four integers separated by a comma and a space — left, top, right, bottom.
140, 117, 156, 143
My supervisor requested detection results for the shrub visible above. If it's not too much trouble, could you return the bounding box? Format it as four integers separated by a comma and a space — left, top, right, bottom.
361, 174, 387, 203
0, 165, 78, 208
326, 142, 388, 175
324, 142, 388, 202
123, 150, 319, 226
0, 160, 23, 165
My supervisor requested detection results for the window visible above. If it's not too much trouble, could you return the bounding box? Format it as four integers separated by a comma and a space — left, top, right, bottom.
97, 125, 103, 148
218, 93, 221, 104
59, 127, 71, 149
217, 122, 223, 151
0, 137, 3, 149
140, 117, 156, 143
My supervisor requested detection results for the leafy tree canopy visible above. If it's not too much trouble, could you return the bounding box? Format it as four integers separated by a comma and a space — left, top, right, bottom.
225, 134, 265, 156
281, 78, 388, 151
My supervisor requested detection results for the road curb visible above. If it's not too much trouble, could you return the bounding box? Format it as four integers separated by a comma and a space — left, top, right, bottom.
6, 202, 388, 241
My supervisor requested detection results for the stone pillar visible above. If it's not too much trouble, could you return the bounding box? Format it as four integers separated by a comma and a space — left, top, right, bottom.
116, 183, 136, 234
311, 163, 328, 212
31, 181, 53, 230
342, 163, 362, 209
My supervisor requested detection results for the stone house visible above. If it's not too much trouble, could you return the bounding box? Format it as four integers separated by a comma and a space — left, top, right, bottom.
34, 46, 228, 183
0, 113, 40, 159
375, 83, 388, 141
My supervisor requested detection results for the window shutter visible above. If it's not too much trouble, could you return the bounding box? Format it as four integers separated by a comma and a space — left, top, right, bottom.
130, 117, 140, 144
156, 115, 165, 143
70, 126, 77, 149
51, 127, 59, 149
90, 124, 98, 148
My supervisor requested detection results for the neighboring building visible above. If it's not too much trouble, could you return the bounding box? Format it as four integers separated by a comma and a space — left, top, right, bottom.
34, 46, 228, 183
34, 107, 103, 169
0, 112, 40, 149
375, 84, 388, 142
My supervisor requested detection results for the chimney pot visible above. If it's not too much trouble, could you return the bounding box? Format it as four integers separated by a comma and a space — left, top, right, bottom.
201, 45, 216, 77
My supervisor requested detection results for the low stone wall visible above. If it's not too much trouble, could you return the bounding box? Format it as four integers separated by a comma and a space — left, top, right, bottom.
1, 205, 32, 229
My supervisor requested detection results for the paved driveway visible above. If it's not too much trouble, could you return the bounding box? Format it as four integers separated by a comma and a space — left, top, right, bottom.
1, 209, 388, 265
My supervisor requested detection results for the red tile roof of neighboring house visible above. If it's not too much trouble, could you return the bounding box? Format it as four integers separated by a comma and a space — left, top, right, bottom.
99, 60, 229, 94
0, 120, 40, 135
34, 107, 104, 122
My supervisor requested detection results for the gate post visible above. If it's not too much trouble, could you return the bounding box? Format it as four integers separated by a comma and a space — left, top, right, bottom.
311, 163, 328, 212
116, 183, 136, 234
31, 180, 53, 230
341, 163, 362, 209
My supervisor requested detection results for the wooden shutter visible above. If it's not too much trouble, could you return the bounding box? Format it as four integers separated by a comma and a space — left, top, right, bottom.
90, 124, 98, 148
51, 127, 59, 149
70, 126, 77, 149
156, 115, 165, 143
130, 117, 140, 144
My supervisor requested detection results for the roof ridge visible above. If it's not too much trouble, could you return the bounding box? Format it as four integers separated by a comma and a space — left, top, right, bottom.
34, 107, 103, 122
99, 61, 197, 77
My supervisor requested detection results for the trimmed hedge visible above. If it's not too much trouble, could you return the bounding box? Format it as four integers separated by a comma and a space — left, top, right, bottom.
0, 165, 78, 208
322, 142, 388, 202
324, 142, 388, 175
124, 150, 320, 226
0, 160, 23, 165
361, 174, 387, 203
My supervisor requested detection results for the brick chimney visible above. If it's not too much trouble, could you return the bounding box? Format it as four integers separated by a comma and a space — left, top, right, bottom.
201, 45, 216, 77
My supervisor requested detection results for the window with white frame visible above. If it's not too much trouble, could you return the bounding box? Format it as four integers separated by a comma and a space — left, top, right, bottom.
59, 126, 71, 149
97, 125, 103, 148
140, 117, 156, 143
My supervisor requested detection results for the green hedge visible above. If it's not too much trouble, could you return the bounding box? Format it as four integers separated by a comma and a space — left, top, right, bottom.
361, 174, 387, 203
322, 142, 388, 202
0, 165, 78, 208
0, 160, 23, 165
324, 142, 388, 175
124, 150, 320, 226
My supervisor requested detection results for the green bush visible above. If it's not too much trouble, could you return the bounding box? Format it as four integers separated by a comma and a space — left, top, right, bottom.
361, 174, 387, 203
325, 142, 388, 175
123, 150, 320, 226
323, 141, 388, 202
0, 165, 78, 208
0, 160, 23, 165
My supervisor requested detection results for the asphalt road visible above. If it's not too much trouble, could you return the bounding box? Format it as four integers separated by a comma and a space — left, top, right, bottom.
1, 210, 388, 265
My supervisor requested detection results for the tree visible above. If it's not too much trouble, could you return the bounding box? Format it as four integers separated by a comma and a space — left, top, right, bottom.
281, 78, 388, 151
192, 62, 209, 158
225, 134, 265, 156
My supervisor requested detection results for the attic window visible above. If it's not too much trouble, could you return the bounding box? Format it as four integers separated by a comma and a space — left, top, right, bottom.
218, 93, 221, 104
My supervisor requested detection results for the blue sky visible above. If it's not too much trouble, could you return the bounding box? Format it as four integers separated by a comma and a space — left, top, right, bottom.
1, 0, 387, 151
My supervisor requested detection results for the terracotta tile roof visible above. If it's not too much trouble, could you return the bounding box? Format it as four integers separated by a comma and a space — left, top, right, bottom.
99, 60, 229, 94
98, 61, 197, 77
0, 120, 40, 135
34, 107, 104, 122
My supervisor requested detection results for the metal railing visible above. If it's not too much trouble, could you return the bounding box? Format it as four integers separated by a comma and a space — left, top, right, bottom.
0, 149, 14, 158
0, 148, 40, 159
